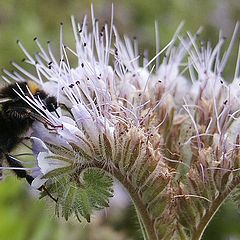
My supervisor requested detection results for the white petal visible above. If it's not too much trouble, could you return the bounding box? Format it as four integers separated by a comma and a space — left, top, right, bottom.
37, 152, 71, 175
72, 104, 100, 144
31, 137, 49, 155
32, 121, 73, 150
31, 175, 47, 189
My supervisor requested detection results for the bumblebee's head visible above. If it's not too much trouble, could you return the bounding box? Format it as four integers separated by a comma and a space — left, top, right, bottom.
26, 80, 58, 115
26, 80, 41, 95
27, 81, 47, 99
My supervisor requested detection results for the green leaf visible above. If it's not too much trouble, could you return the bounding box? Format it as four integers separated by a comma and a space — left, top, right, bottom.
50, 168, 113, 222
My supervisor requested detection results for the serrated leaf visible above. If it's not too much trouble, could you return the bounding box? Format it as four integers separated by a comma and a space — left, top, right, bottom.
51, 168, 113, 222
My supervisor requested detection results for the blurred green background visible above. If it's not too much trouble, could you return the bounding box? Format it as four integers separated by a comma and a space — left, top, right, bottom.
0, 0, 240, 239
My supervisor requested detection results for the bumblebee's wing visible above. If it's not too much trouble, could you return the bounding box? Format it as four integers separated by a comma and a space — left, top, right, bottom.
0, 97, 13, 104
6, 106, 63, 130
0, 90, 21, 103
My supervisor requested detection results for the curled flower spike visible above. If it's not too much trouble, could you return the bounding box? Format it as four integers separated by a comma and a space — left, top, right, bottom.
1, 5, 240, 240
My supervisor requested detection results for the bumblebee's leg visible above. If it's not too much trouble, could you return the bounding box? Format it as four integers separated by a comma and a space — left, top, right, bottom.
0, 151, 3, 180
5, 154, 34, 184
39, 185, 58, 203
5, 154, 57, 202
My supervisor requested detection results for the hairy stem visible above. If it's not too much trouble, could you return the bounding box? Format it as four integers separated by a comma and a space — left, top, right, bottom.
192, 176, 240, 240
136, 210, 149, 240
93, 161, 157, 240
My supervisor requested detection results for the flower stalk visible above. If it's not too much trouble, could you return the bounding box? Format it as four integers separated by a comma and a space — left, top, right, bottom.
192, 176, 240, 240
101, 161, 157, 240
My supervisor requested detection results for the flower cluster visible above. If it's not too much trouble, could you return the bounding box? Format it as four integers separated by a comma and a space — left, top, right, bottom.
2, 6, 240, 239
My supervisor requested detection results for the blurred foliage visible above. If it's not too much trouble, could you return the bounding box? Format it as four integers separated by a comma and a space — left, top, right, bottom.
0, 0, 239, 68
0, 178, 132, 240
204, 201, 240, 240
0, 0, 240, 239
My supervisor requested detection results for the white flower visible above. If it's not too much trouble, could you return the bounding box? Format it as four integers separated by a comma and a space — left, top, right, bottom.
3, 13, 239, 181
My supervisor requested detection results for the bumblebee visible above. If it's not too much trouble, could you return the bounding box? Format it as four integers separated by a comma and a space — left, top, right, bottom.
0, 80, 59, 201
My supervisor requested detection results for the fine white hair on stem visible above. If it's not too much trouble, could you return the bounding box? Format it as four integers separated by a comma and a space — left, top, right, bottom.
183, 102, 201, 149
174, 194, 212, 203
183, 133, 214, 145
162, 156, 190, 168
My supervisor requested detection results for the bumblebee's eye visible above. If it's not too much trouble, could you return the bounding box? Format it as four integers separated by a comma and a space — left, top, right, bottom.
36, 90, 47, 99
45, 96, 57, 112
